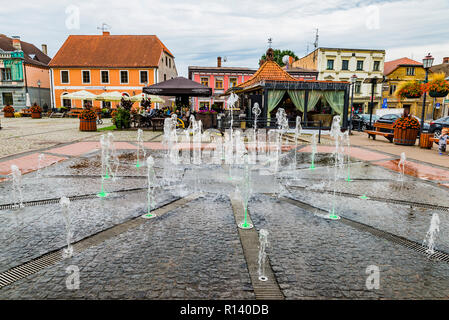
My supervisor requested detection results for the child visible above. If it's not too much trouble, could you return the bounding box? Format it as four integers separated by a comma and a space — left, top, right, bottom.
439, 128, 448, 155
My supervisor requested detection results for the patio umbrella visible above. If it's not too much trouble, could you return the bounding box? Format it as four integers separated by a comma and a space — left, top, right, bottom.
130, 93, 164, 103
95, 91, 124, 102
25, 93, 31, 107
62, 90, 97, 100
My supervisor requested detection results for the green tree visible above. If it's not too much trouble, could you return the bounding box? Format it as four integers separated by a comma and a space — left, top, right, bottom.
260, 49, 299, 67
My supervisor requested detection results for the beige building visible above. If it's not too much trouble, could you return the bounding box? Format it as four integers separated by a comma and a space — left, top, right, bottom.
292, 47, 385, 114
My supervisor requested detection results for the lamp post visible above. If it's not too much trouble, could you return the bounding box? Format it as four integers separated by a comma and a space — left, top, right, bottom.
349, 74, 357, 134
37, 79, 41, 108
420, 53, 434, 144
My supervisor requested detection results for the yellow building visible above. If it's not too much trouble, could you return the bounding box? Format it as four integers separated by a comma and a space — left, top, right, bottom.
382, 57, 436, 119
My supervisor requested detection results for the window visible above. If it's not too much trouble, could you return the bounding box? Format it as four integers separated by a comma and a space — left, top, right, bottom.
373, 61, 380, 71
199, 101, 210, 110
406, 67, 415, 76
82, 70, 90, 83
100, 71, 109, 84
229, 77, 238, 88
327, 59, 334, 70
2, 92, 13, 105
389, 84, 397, 95
164, 74, 166, 81
120, 70, 128, 84
1, 68, 12, 81
201, 77, 209, 86
169, 58, 171, 68
102, 101, 111, 109
355, 81, 362, 94
60, 70, 69, 84
341, 60, 349, 70
166, 58, 168, 66
215, 79, 223, 89
356, 61, 364, 71
62, 93, 71, 108
140, 71, 148, 84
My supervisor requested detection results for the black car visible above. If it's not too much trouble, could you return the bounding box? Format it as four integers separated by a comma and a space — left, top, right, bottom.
375, 113, 429, 133
350, 114, 379, 131
429, 116, 449, 138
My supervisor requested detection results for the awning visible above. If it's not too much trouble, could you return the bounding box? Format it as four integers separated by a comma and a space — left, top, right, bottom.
130, 93, 165, 103
143, 76, 212, 97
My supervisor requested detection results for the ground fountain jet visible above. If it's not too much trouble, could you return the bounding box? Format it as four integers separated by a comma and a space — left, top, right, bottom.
258, 229, 269, 281
343, 131, 353, 182
238, 154, 253, 229
60, 196, 73, 259
310, 132, 317, 170
294, 116, 302, 169
423, 213, 440, 255
398, 152, 406, 189
97, 135, 109, 197
252, 103, 261, 163
37, 153, 45, 178
107, 132, 120, 180
193, 118, 202, 165
328, 115, 342, 220
142, 156, 157, 219
11, 165, 24, 209
136, 129, 147, 168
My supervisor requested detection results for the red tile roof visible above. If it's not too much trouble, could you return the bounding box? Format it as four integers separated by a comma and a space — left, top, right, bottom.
49, 34, 173, 68
384, 57, 422, 75
0, 34, 51, 67
238, 60, 298, 88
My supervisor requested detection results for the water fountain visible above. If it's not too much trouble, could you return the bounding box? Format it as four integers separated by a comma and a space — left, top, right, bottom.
294, 116, 302, 169
11, 165, 24, 209
107, 132, 120, 180
423, 213, 440, 255
37, 153, 45, 178
258, 229, 269, 281
136, 129, 146, 168
251, 103, 261, 164
192, 118, 202, 165
97, 135, 109, 198
344, 131, 353, 182
310, 132, 317, 170
142, 156, 157, 219
398, 152, 406, 189
60, 196, 73, 259
238, 154, 253, 229
328, 116, 342, 220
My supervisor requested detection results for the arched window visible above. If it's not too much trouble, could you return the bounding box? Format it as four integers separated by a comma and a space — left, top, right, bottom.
61, 92, 72, 108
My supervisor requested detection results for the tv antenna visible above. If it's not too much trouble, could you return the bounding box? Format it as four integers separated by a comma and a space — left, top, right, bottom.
268, 37, 273, 48
313, 28, 319, 49
97, 23, 111, 32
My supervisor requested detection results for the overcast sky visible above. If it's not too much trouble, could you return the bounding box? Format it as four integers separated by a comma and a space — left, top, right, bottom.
1, 0, 448, 76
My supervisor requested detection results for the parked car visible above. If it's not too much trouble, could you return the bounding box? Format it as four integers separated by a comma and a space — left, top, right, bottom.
429, 116, 449, 138
375, 113, 429, 134
351, 114, 379, 131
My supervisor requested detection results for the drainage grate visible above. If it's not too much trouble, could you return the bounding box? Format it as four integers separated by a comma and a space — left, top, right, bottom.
279, 196, 449, 264
0, 187, 147, 211
0, 193, 201, 289
287, 185, 449, 212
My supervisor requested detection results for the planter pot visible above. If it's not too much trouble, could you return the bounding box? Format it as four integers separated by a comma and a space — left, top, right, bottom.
196, 113, 217, 129
404, 93, 422, 99
393, 128, 418, 146
419, 132, 433, 149
31, 112, 41, 119
429, 90, 449, 98
79, 119, 97, 131
4, 112, 14, 118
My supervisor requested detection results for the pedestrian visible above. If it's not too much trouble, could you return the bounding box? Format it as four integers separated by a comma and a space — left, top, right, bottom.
438, 128, 448, 155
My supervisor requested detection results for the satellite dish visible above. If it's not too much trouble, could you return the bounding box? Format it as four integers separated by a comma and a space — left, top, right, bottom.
282, 55, 290, 65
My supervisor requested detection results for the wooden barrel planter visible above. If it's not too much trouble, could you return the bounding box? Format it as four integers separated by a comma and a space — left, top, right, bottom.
79, 119, 97, 131
4, 112, 14, 118
31, 112, 41, 119
419, 132, 433, 149
429, 91, 449, 98
393, 128, 418, 146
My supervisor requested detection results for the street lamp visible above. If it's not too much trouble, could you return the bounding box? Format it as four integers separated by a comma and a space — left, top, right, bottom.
420, 53, 434, 144
37, 80, 41, 109
348, 75, 358, 134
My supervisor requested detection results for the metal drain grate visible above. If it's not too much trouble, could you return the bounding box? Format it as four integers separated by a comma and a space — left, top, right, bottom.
279, 196, 449, 264
0, 187, 147, 211
0, 194, 201, 289
288, 185, 449, 212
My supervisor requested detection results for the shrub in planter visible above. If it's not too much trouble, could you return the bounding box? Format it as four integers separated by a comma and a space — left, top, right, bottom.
114, 107, 131, 129
30, 104, 43, 118
393, 115, 420, 146
78, 109, 97, 131
2, 105, 15, 117
395, 81, 424, 99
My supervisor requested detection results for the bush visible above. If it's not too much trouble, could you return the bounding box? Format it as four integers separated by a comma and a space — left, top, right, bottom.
30, 104, 43, 113
2, 105, 14, 113
393, 115, 420, 130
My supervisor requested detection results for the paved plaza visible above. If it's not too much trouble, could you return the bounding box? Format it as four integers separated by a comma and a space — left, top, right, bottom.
1, 117, 449, 300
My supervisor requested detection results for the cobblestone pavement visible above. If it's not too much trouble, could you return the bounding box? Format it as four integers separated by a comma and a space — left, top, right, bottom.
249, 194, 449, 299
0, 196, 254, 299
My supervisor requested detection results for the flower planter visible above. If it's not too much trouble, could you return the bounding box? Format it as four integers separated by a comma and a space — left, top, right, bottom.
429, 90, 449, 98
393, 128, 418, 146
79, 119, 97, 131
31, 112, 41, 119
404, 93, 422, 99
196, 113, 217, 129
4, 112, 14, 118
419, 132, 433, 149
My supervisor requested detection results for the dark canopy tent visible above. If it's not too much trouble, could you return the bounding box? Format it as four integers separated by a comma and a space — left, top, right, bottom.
143, 76, 212, 110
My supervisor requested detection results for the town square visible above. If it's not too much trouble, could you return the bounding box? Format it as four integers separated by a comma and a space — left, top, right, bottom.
1, 0, 449, 310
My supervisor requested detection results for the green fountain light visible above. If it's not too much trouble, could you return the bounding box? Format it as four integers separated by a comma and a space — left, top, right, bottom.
327, 209, 340, 220
141, 213, 156, 219
360, 194, 369, 200
238, 208, 254, 229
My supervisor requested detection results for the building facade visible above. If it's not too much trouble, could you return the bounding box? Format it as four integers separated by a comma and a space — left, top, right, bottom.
382, 57, 436, 119
292, 47, 385, 114
0, 34, 51, 110
49, 31, 177, 109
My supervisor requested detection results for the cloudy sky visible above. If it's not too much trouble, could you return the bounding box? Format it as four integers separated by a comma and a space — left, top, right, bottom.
1, 0, 448, 76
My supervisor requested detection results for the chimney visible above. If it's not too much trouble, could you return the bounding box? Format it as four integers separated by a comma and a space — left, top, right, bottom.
443, 57, 449, 64
11, 36, 21, 50
41, 44, 47, 55
103, 31, 110, 36
217, 56, 222, 68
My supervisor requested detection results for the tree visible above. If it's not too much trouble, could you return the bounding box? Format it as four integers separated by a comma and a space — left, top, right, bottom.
260, 49, 299, 67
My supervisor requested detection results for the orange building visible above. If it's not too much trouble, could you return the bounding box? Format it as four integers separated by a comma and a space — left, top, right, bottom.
49, 31, 177, 109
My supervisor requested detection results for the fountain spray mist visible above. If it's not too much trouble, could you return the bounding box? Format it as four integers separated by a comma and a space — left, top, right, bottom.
423, 213, 440, 255
258, 229, 269, 281
60, 196, 74, 259
142, 156, 157, 219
